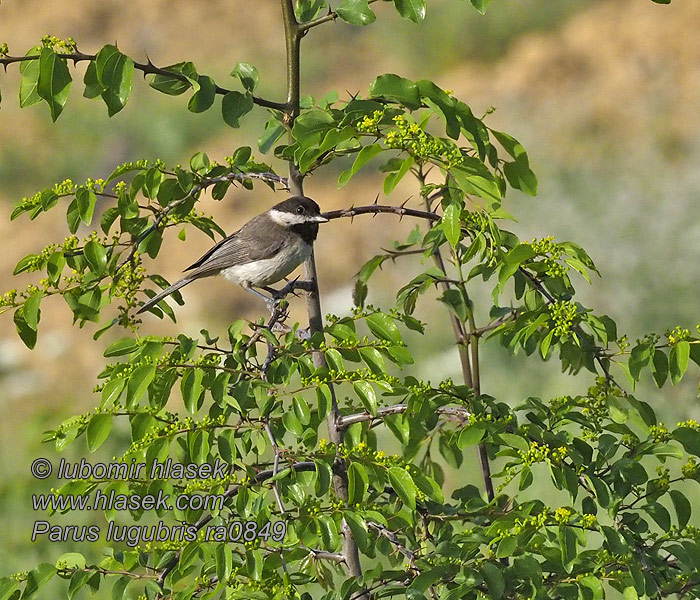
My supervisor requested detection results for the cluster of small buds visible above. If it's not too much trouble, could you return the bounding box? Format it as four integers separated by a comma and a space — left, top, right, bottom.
637, 332, 661, 346
681, 457, 700, 479
0, 42, 9, 57
518, 441, 568, 466
617, 335, 630, 352
53, 179, 75, 195
548, 300, 578, 337
407, 380, 434, 395
553, 507, 572, 524
678, 419, 700, 431
142, 539, 184, 553
649, 423, 670, 443
579, 378, 620, 430
621, 433, 639, 447
666, 326, 691, 345
384, 115, 464, 166
84, 177, 106, 193
113, 180, 127, 194
530, 236, 560, 256
581, 513, 597, 528
0, 289, 18, 308
356, 110, 384, 134
9, 570, 29, 582
653, 466, 671, 492
112, 259, 147, 305
548, 395, 571, 413
300, 368, 400, 388
41, 35, 77, 52
530, 236, 568, 277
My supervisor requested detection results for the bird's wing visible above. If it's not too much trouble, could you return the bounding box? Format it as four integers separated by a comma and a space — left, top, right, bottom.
183, 217, 284, 277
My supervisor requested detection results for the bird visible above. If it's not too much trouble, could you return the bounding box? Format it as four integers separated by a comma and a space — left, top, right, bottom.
137, 196, 328, 315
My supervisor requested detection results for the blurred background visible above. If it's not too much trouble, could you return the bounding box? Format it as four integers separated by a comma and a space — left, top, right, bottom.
1, 0, 699, 578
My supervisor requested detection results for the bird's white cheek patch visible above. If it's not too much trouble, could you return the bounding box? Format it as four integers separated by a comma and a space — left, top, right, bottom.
268, 209, 312, 227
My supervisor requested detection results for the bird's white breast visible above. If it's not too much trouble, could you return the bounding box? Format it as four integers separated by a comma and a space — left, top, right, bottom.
220, 235, 311, 287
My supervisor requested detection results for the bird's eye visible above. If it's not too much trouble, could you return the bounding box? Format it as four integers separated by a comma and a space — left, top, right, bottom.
296, 206, 304, 214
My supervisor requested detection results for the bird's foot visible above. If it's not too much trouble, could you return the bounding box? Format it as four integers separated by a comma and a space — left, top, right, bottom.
265, 277, 316, 301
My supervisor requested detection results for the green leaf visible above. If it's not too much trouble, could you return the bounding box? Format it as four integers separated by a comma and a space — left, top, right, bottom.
14, 307, 37, 349
86, 413, 112, 452
216, 544, 233, 584
540, 329, 555, 359
258, 117, 287, 154
149, 62, 194, 95
393, 0, 426, 23
669, 489, 691, 529
95, 45, 134, 116
338, 144, 383, 187
104, 337, 139, 357
481, 562, 505, 600
559, 525, 578, 571
222, 91, 254, 128
315, 460, 332, 496
37, 47, 72, 121
337, 0, 377, 25
82, 61, 102, 99
101, 377, 126, 407
439, 289, 468, 322
187, 75, 216, 113
579, 576, 603, 600
231, 62, 259, 92
343, 511, 370, 554
181, 368, 204, 413
126, 364, 156, 408
458, 424, 485, 448
84, 240, 107, 274
295, 0, 326, 22
292, 395, 311, 425
22, 563, 57, 599
383, 155, 414, 195
366, 312, 402, 344
672, 427, 700, 456
496, 536, 517, 559
643, 502, 671, 532
0, 578, 19, 600
75, 188, 97, 225
652, 348, 669, 387
353, 380, 377, 416
469, 0, 491, 14
347, 462, 368, 505
19, 47, 42, 107
369, 74, 421, 110
47, 252, 66, 286
503, 160, 538, 196
387, 466, 417, 509
318, 515, 340, 550
23, 291, 43, 331
442, 203, 461, 247
670, 341, 690, 384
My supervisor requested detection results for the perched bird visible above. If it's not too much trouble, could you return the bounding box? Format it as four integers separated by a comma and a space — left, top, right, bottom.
137, 196, 328, 314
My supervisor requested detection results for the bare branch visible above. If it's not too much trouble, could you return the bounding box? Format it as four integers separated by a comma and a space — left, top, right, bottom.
322, 204, 439, 223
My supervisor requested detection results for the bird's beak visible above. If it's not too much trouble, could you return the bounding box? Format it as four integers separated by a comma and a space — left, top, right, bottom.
316, 214, 330, 223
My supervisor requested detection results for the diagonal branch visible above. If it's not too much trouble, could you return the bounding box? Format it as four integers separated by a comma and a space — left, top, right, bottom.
0, 51, 288, 111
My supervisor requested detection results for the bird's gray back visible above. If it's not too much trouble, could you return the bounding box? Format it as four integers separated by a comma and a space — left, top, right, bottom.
183, 214, 284, 278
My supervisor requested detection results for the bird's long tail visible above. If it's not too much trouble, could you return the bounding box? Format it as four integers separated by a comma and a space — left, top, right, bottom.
136, 276, 194, 314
